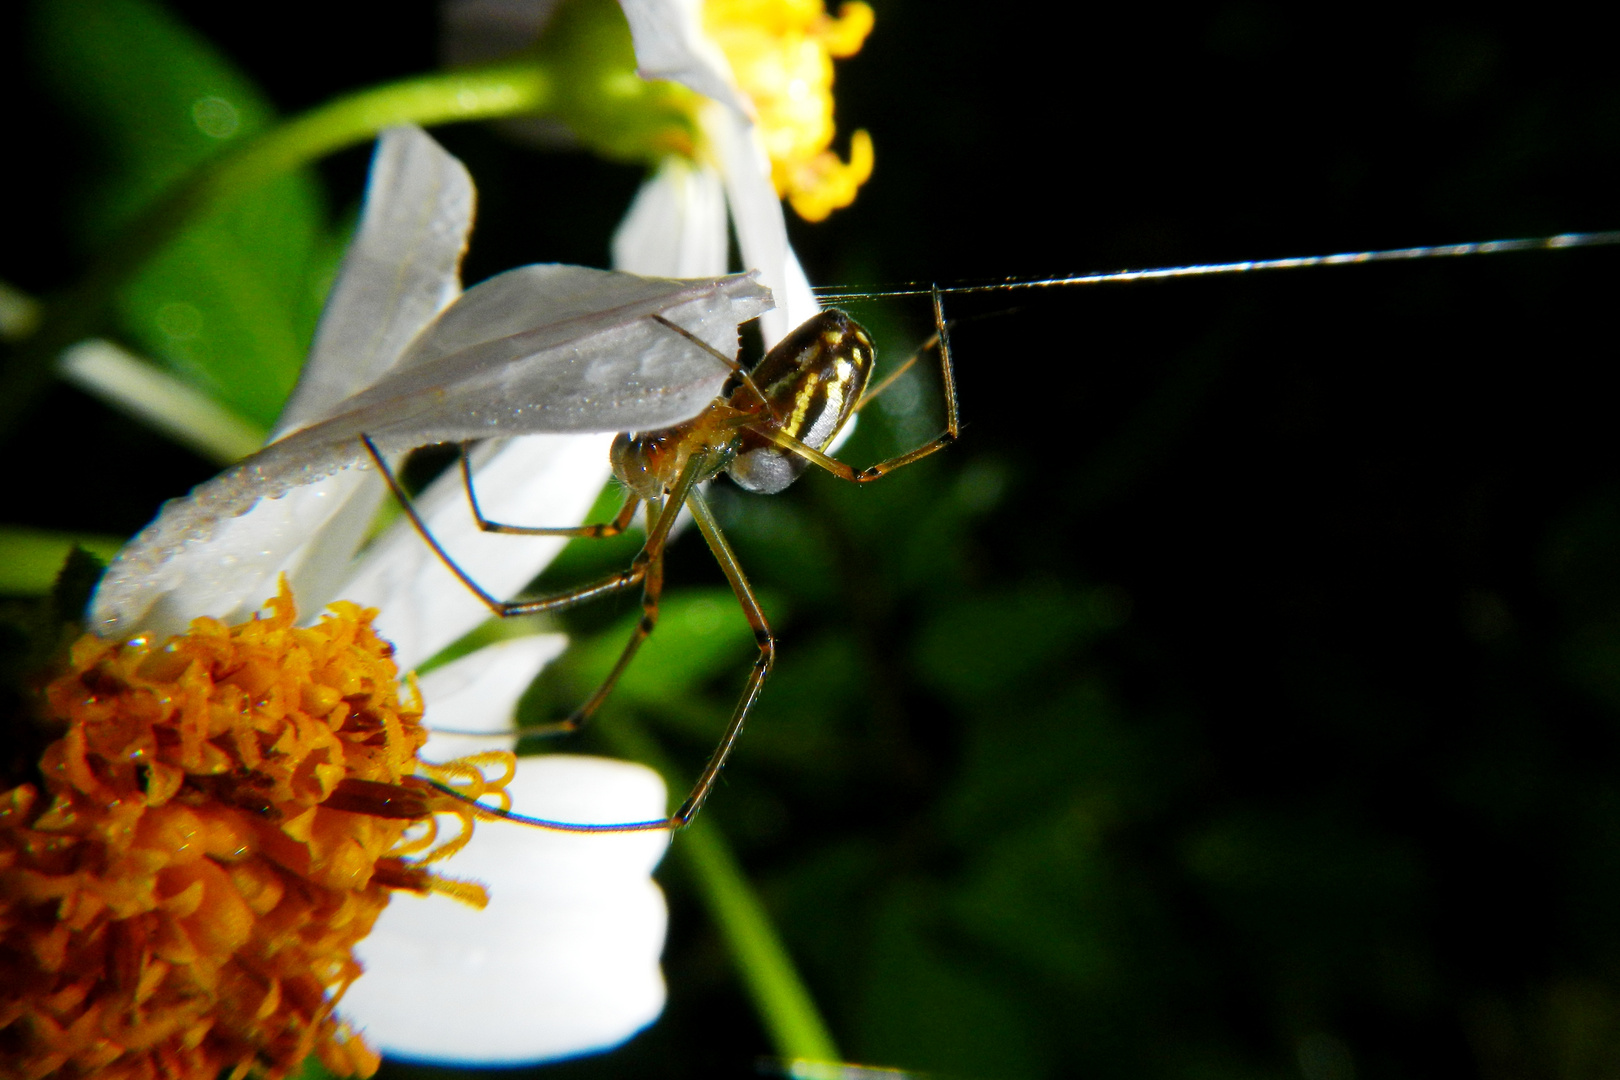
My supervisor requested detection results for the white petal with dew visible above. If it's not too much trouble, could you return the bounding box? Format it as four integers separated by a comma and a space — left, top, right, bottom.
618, 0, 750, 115
705, 103, 821, 346
87, 126, 473, 638
344, 756, 670, 1066
416, 635, 569, 761
338, 434, 614, 672
613, 158, 729, 278
108, 469, 381, 640
276, 125, 472, 435
91, 270, 771, 639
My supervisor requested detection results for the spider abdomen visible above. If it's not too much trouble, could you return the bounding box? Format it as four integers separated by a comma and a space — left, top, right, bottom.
729, 309, 874, 494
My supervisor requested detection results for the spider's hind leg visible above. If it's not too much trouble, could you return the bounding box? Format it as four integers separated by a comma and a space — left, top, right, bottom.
362, 434, 648, 619
500, 451, 713, 742
457, 442, 641, 538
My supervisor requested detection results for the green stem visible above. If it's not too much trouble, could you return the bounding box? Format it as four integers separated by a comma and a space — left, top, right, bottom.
93, 62, 554, 300
679, 820, 840, 1062
0, 62, 554, 438
596, 716, 841, 1064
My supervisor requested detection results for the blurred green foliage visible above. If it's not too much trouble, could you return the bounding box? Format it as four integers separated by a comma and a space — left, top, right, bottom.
524, 371, 1620, 1080
34, 0, 339, 427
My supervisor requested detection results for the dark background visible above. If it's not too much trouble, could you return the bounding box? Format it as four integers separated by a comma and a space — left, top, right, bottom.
5, 2, 1620, 1079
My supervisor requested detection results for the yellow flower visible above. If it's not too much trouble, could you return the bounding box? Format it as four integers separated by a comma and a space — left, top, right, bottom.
702, 0, 875, 221
0, 584, 505, 1080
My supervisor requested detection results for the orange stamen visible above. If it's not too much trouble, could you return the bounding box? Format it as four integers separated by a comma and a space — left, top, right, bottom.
0, 581, 515, 1080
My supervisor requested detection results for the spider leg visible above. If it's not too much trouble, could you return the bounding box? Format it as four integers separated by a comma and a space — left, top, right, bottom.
363, 433, 646, 618
459, 442, 640, 538
496, 452, 713, 742
666, 483, 774, 826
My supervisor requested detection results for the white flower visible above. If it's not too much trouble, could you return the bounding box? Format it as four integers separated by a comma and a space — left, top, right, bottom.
87, 125, 775, 1065
614, 0, 820, 345
612, 104, 817, 347
444, 0, 872, 345
345, 639, 671, 1064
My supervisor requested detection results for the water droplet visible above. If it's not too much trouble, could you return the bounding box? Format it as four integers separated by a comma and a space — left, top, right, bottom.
192, 96, 240, 139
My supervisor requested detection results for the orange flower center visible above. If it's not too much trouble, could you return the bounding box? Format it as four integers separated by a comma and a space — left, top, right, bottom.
0, 584, 511, 1080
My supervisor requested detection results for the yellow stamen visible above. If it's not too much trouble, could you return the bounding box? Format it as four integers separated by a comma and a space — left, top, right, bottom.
0, 582, 514, 1080
785, 127, 873, 222
704, 0, 876, 220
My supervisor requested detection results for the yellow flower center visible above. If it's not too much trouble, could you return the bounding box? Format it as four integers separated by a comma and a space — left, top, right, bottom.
703, 0, 876, 221
0, 584, 512, 1080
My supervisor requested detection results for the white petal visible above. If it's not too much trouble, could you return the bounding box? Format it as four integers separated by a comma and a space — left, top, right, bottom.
366, 266, 764, 437
417, 634, 570, 761
337, 434, 615, 672
617, 0, 751, 115
86, 126, 472, 638
276, 126, 473, 436
344, 756, 671, 1066
280, 475, 391, 618
89, 270, 772, 639
776, 246, 820, 338
92, 468, 383, 639
705, 104, 821, 346
612, 158, 729, 277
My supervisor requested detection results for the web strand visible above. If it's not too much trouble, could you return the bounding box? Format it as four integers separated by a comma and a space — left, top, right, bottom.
812, 229, 1620, 303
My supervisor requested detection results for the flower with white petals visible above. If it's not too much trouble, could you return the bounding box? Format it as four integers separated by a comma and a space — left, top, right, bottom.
608, 0, 887, 479
446, 0, 873, 346
345, 642, 671, 1066
617, 0, 871, 344
17, 124, 775, 1073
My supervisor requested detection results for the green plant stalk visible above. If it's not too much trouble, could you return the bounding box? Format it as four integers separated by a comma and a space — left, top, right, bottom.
0, 62, 554, 437
596, 715, 841, 1064
680, 819, 840, 1062
92, 62, 554, 301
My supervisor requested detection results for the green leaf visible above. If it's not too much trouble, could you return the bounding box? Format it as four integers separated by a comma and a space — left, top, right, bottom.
529, 479, 645, 592
33, 0, 330, 426
854, 883, 1050, 1080
0, 528, 124, 596
519, 587, 772, 754
912, 583, 1126, 707
561, 588, 763, 706
51, 546, 109, 625
286, 1053, 340, 1080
